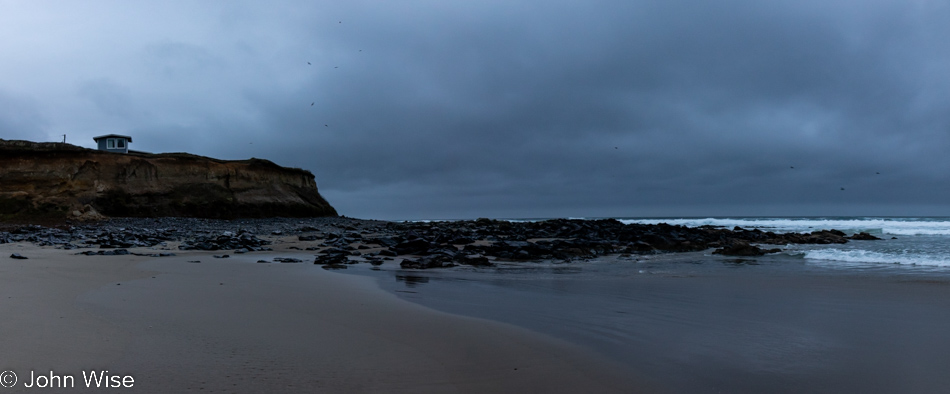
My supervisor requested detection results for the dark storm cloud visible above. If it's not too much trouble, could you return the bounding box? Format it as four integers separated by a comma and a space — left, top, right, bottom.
3, 1, 950, 219
237, 0, 950, 218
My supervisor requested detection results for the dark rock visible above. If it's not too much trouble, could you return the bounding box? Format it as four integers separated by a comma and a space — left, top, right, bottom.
131, 252, 177, 257
626, 241, 658, 254
372, 237, 398, 247
315, 254, 349, 266
0, 217, 872, 274
460, 254, 492, 266
178, 231, 272, 252
399, 255, 456, 269
713, 242, 781, 256
803, 230, 849, 244
75, 249, 129, 256
9, 253, 27, 259
321, 263, 347, 270
399, 258, 421, 269
393, 238, 431, 255
850, 232, 882, 240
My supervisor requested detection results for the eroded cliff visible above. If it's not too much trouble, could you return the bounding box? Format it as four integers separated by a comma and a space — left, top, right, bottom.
0, 139, 337, 221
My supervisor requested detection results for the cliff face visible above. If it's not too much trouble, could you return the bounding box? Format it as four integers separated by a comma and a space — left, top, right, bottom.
0, 139, 337, 221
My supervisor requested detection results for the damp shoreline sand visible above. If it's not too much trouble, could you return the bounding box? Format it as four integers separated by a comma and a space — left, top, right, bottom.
0, 243, 649, 393
347, 251, 950, 394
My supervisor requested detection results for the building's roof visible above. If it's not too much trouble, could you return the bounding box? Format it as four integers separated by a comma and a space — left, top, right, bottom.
93, 134, 133, 142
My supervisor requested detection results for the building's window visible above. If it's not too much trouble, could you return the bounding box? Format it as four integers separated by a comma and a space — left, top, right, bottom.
116, 139, 126, 148
107, 139, 116, 149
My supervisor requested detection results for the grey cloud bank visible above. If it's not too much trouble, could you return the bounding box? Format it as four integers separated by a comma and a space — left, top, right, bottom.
2, 1, 949, 220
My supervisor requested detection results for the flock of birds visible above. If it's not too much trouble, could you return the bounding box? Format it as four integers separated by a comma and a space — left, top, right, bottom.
608, 147, 877, 193
300, 21, 879, 197
306, 21, 355, 130
308, 60, 332, 129
787, 166, 881, 191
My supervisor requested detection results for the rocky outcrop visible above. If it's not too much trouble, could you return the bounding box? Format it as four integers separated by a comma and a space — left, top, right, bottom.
849, 232, 882, 240
0, 139, 337, 220
1, 217, 886, 270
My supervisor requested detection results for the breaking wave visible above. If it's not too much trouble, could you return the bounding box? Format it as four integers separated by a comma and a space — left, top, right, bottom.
618, 217, 950, 236
803, 248, 950, 267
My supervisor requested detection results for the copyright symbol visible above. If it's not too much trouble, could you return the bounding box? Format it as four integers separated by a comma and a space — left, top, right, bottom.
0, 371, 16, 387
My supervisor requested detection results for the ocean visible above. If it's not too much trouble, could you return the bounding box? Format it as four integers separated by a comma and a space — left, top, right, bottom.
623, 216, 950, 270
342, 217, 950, 393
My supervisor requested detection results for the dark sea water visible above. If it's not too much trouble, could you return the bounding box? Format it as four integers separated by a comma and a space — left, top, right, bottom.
342, 217, 950, 393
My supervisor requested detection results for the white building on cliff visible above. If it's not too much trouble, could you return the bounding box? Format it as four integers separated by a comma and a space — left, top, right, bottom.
93, 134, 132, 153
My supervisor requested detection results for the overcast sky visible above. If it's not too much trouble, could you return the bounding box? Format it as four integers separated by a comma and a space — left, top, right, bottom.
2, 1, 949, 220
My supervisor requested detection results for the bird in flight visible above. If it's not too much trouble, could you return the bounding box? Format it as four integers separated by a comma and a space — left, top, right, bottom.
840, 187, 845, 191
311, 102, 314, 106
307, 62, 311, 65
325, 124, 329, 127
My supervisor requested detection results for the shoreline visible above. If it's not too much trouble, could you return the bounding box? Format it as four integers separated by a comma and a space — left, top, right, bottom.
1, 242, 650, 393
343, 251, 950, 394
6, 216, 950, 392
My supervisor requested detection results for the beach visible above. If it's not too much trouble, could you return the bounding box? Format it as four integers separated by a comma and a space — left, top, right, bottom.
353, 252, 950, 393
5, 216, 950, 393
0, 241, 646, 393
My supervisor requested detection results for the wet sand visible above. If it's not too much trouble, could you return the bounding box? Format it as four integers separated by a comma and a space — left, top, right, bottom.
0, 243, 648, 393
350, 253, 950, 394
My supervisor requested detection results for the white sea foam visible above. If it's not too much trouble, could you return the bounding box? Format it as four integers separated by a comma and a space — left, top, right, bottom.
618, 217, 950, 236
413, 217, 950, 237
882, 227, 950, 236
803, 248, 950, 267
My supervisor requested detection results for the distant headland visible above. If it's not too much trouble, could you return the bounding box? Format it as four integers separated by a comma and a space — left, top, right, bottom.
0, 139, 337, 222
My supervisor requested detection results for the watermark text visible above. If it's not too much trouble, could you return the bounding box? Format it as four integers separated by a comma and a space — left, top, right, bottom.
0, 370, 134, 389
